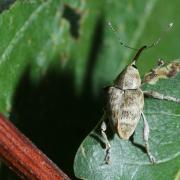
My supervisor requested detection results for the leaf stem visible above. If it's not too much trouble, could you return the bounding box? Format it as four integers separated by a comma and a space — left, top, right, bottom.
0, 113, 71, 180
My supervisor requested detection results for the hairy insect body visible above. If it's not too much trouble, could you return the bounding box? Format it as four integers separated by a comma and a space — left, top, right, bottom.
107, 87, 144, 139
107, 63, 144, 139
114, 63, 141, 89
101, 23, 180, 164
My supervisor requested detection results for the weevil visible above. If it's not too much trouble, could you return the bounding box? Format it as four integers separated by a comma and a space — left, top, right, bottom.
101, 22, 180, 164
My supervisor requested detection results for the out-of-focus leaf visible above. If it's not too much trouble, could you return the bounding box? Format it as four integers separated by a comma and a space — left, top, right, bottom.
0, 0, 102, 179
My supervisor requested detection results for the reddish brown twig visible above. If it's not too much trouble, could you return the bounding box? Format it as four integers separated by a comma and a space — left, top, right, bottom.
0, 114, 71, 180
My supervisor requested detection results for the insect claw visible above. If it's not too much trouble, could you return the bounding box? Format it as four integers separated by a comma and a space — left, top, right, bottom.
157, 59, 165, 66
149, 154, 156, 164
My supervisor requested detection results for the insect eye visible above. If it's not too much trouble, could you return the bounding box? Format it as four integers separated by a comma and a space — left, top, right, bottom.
132, 64, 137, 69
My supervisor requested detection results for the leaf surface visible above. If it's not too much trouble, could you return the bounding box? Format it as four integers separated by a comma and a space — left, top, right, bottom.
74, 0, 180, 179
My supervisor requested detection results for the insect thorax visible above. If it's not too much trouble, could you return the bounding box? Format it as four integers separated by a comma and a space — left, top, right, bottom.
114, 64, 141, 90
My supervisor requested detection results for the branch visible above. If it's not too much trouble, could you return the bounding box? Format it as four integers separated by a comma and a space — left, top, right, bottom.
0, 114, 71, 180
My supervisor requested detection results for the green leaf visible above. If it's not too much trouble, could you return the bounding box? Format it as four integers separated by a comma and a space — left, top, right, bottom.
0, 0, 102, 112
0, 0, 180, 179
0, 0, 63, 113
0, 0, 103, 179
74, 65, 180, 180
74, 0, 180, 179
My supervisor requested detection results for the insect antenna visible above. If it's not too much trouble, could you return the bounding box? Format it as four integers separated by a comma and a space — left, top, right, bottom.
146, 22, 173, 49
108, 22, 173, 63
108, 22, 138, 50
132, 22, 173, 62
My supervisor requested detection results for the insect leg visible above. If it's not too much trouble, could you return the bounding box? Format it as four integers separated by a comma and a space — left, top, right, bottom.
152, 59, 165, 70
144, 90, 180, 103
141, 59, 165, 84
101, 120, 111, 164
141, 112, 156, 163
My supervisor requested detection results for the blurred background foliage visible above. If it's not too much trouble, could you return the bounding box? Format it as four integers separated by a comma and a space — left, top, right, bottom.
0, 0, 179, 179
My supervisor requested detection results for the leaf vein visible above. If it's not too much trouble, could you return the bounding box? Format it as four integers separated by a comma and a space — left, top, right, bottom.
145, 111, 180, 117
130, 166, 139, 180
0, 0, 51, 65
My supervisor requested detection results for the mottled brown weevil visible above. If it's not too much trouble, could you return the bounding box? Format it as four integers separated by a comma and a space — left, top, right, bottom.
101, 22, 180, 164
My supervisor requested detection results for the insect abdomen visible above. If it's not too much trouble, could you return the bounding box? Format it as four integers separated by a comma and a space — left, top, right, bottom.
107, 87, 144, 139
